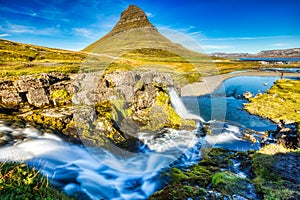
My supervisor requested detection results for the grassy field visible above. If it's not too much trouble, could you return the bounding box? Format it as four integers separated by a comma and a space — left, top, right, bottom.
0, 39, 87, 77
244, 79, 300, 123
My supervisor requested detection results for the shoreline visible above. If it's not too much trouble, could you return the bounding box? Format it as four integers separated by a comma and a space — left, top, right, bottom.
181, 70, 300, 96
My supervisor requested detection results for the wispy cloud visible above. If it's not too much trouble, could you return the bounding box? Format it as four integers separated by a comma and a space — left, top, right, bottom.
73, 28, 94, 38
272, 43, 287, 47
201, 45, 233, 50
0, 33, 11, 37
0, 24, 60, 36
198, 35, 296, 41
146, 12, 155, 18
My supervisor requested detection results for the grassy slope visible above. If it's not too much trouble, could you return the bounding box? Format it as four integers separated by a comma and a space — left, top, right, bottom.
244, 79, 300, 123
0, 39, 87, 77
1, 38, 298, 83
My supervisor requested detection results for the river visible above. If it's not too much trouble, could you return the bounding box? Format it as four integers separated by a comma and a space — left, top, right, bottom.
0, 75, 299, 199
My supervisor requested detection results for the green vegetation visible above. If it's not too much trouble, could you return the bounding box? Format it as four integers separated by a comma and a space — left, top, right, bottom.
212, 172, 251, 197
252, 144, 299, 199
150, 148, 254, 199
0, 39, 86, 77
245, 79, 300, 123
149, 183, 206, 200
0, 161, 74, 200
50, 89, 72, 106
103, 48, 203, 85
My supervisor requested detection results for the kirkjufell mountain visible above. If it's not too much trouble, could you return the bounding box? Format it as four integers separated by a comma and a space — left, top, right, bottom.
82, 5, 214, 82
82, 4, 201, 58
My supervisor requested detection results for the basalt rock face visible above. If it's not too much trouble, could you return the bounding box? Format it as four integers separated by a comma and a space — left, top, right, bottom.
109, 4, 157, 37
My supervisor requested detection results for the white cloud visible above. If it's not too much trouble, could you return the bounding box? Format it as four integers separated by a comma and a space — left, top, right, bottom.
73, 28, 94, 38
0, 33, 10, 37
201, 45, 233, 50
146, 12, 155, 18
0, 24, 60, 36
198, 35, 295, 41
272, 43, 287, 47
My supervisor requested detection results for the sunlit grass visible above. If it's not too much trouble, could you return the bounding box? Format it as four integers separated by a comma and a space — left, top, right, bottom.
245, 79, 300, 123
0, 161, 74, 199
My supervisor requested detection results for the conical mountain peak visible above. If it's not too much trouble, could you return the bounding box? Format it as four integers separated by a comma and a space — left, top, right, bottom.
109, 4, 157, 36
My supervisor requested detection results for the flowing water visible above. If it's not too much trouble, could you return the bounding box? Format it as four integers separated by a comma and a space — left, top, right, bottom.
1, 75, 297, 199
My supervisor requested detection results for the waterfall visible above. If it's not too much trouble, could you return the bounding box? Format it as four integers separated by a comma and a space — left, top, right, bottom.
0, 122, 203, 200
168, 87, 205, 122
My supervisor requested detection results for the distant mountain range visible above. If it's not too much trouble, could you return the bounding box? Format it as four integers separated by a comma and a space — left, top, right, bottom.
212, 48, 300, 58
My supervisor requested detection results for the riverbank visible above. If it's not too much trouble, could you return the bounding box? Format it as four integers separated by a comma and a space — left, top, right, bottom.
181, 70, 300, 96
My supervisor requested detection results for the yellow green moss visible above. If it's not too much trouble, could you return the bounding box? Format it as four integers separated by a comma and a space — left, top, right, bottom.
245, 79, 300, 123
155, 91, 196, 129
50, 89, 72, 106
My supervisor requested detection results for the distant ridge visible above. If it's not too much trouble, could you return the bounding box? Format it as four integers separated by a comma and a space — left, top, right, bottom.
212, 48, 300, 58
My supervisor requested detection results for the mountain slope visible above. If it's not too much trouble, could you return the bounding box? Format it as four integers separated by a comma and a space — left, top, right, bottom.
82, 5, 217, 83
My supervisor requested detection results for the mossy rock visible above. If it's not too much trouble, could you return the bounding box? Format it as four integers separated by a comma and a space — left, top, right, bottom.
212, 171, 252, 197
199, 148, 234, 169
50, 89, 72, 106
149, 183, 206, 200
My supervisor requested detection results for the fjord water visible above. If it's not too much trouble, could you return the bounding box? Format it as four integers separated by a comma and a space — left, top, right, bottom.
0, 76, 295, 199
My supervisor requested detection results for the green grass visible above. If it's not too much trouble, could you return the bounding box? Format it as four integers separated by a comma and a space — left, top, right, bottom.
0, 161, 74, 200
0, 39, 86, 77
244, 79, 300, 123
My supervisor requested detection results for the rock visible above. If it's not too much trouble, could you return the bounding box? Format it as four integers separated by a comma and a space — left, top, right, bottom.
0, 73, 72, 108
242, 91, 252, 99
0, 80, 22, 106
103, 4, 157, 38
275, 122, 300, 149
26, 88, 49, 107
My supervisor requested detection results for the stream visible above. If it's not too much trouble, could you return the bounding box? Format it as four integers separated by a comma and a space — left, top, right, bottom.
0, 75, 299, 199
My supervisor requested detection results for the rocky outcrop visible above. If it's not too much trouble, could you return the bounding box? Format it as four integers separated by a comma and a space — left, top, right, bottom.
0, 73, 71, 108
73, 70, 196, 144
109, 4, 157, 36
0, 70, 196, 147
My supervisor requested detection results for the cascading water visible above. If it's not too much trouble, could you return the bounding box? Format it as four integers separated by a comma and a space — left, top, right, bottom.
0, 119, 203, 200
168, 87, 205, 122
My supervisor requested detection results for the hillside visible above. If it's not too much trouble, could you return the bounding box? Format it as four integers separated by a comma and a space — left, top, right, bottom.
254, 48, 300, 58
0, 39, 87, 77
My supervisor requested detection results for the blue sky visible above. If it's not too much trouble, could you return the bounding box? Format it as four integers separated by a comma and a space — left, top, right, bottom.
0, 0, 299, 53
